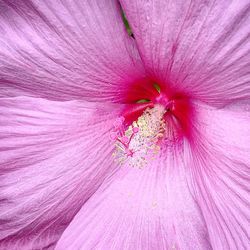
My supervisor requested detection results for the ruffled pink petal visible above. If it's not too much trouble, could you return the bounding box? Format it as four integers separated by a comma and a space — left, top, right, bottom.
55, 149, 211, 250
0, 0, 144, 102
0, 96, 122, 249
121, 0, 250, 106
190, 104, 250, 249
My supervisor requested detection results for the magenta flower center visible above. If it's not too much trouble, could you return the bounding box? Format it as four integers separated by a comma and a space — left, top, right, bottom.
111, 81, 194, 167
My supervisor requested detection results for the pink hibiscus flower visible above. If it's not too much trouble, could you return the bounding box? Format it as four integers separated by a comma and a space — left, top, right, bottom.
0, 0, 249, 249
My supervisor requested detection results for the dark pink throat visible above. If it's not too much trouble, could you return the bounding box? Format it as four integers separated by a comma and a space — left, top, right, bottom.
121, 80, 194, 140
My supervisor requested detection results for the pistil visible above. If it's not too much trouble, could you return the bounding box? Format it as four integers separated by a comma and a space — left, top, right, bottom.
112, 104, 167, 168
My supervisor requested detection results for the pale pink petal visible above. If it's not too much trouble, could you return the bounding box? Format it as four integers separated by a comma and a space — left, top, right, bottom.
0, 0, 144, 102
190, 103, 250, 249
56, 103, 250, 250
55, 148, 211, 250
121, 0, 250, 106
0, 96, 122, 249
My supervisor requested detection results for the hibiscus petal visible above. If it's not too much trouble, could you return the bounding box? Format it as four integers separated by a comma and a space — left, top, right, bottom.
56, 103, 250, 250
0, 0, 144, 102
55, 147, 211, 250
190, 104, 250, 249
0, 96, 121, 249
121, 0, 250, 106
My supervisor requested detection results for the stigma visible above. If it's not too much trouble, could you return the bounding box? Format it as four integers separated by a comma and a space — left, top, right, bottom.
111, 104, 167, 168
